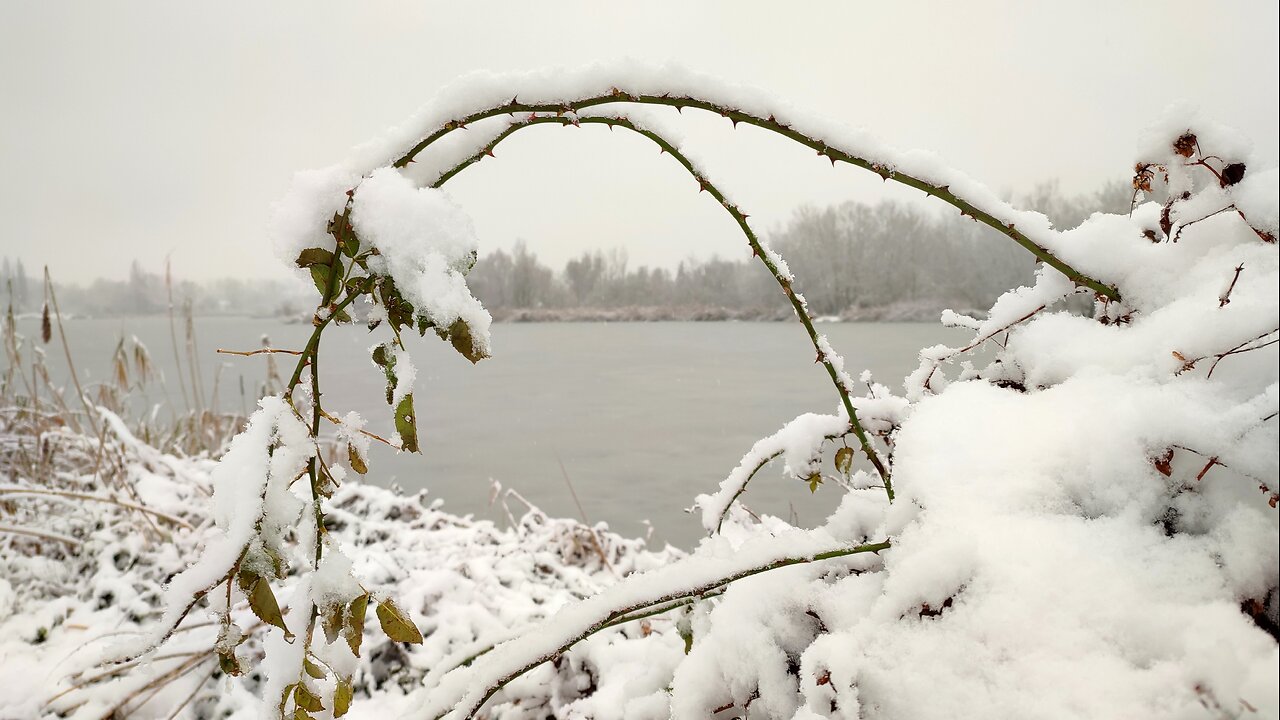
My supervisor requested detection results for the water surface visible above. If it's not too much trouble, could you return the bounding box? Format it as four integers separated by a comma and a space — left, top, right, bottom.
12, 318, 967, 548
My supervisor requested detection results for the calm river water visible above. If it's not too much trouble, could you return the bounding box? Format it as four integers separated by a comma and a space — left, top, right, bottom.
13, 318, 969, 548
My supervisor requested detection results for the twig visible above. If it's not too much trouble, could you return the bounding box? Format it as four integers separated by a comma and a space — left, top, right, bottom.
216, 347, 304, 357
1172, 205, 1235, 243
555, 453, 615, 575
1201, 328, 1279, 378
0, 523, 80, 547
920, 301, 1061, 393
0, 486, 194, 529
43, 268, 110, 486
1171, 444, 1278, 507
1219, 264, 1244, 307
163, 664, 214, 720
319, 408, 396, 447
165, 258, 192, 415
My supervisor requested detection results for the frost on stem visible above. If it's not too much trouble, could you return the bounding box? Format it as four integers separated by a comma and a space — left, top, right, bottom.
104, 396, 313, 664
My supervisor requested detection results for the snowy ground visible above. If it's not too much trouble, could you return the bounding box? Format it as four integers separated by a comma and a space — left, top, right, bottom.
0, 420, 682, 719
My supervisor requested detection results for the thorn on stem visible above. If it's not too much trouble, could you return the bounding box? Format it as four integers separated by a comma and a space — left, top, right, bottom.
1195, 457, 1220, 482
1220, 264, 1245, 307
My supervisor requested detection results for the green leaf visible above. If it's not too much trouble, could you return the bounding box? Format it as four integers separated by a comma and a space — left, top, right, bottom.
382, 370, 398, 405
348, 444, 368, 475
303, 657, 327, 679
378, 278, 415, 334
248, 579, 293, 641
217, 649, 242, 677
676, 614, 693, 655
322, 603, 343, 645
310, 265, 331, 301
279, 683, 296, 717
333, 678, 354, 718
394, 394, 419, 453
376, 598, 423, 644
834, 446, 853, 476
294, 682, 324, 712
344, 275, 369, 296
346, 593, 369, 657
807, 473, 823, 493
292, 709, 315, 720
371, 342, 400, 405
459, 249, 478, 274
341, 234, 359, 258
445, 318, 488, 364
295, 248, 335, 268
316, 465, 335, 499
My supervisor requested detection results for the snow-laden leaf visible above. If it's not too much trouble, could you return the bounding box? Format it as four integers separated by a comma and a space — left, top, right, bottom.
346, 593, 369, 657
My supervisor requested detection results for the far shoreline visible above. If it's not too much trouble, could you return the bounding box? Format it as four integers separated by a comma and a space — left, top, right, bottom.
20, 301, 975, 324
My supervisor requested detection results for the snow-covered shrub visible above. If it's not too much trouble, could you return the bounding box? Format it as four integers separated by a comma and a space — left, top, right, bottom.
0, 415, 677, 718
25, 65, 1273, 719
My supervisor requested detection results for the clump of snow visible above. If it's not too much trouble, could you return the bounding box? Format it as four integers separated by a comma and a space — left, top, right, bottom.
351, 167, 492, 359
1234, 168, 1279, 236
269, 165, 361, 274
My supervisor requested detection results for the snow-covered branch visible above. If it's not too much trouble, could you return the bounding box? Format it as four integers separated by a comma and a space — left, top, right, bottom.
413, 532, 890, 720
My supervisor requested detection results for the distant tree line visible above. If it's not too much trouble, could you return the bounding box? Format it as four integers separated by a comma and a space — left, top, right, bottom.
1, 259, 313, 319
0, 258, 33, 313
3, 182, 1127, 321
468, 180, 1130, 320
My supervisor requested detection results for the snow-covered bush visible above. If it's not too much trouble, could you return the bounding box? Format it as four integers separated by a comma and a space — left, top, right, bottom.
22, 65, 1274, 719
0, 416, 678, 718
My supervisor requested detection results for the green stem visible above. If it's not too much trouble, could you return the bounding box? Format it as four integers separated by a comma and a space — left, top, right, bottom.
274, 221, 355, 682
429, 114, 892, 496
394, 92, 1119, 301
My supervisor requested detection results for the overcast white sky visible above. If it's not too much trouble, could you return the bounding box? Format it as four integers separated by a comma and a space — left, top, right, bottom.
2, 1, 1277, 283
